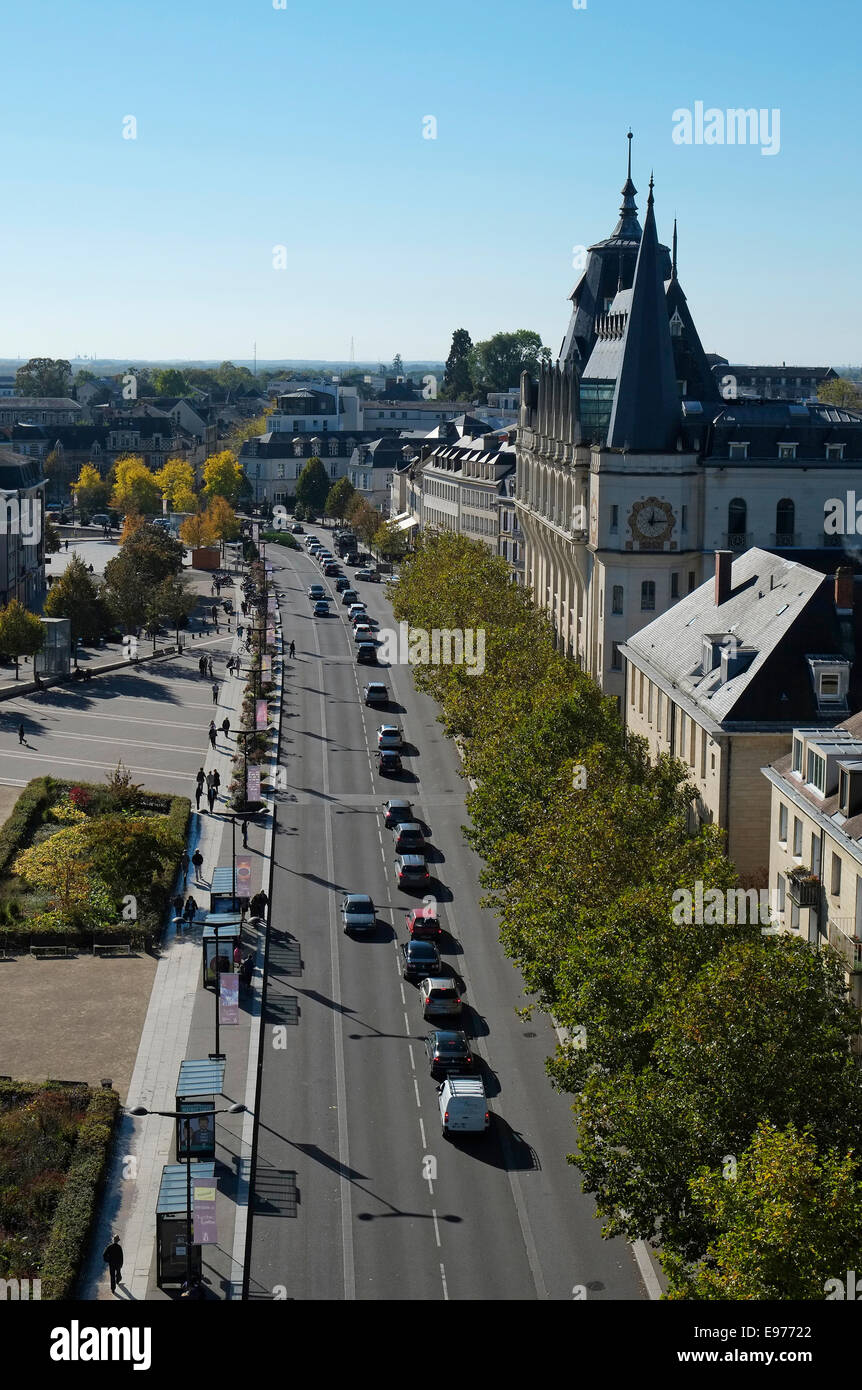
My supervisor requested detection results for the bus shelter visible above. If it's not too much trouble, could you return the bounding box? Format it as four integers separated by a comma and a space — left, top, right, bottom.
202, 913, 242, 989
155, 1161, 215, 1288
175, 1058, 226, 1160
208, 865, 239, 914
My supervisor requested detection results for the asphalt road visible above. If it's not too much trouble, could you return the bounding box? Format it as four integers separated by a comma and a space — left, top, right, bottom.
248, 537, 645, 1302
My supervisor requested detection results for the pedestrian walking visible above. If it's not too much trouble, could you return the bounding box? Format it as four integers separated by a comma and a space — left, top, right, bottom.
221, 717, 230, 739
211, 683, 219, 704
211, 605, 217, 623
211, 767, 220, 788
208, 720, 217, 749
233, 943, 242, 971
103, 1235, 124, 1294
172, 892, 184, 917
196, 767, 206, 790
191, 849, 204, 883
289, 640, 295, 659
207, 785, 216, 813
180, 850, 190, 885
241, 818, 249, 848
17, 722, 26, 745
207, 656, 214, 678
64, 538, 69, 551
194, 782, 202, 809
198, 655, 204, 676
184, 894, 198, 923
250, 890, 269, 920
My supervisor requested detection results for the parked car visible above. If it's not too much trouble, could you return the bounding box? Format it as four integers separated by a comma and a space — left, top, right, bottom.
395, 854, 429, 890
419, 978, 461, 1017
341, 893, 376, 934
382, 798, 414, 828
394, 822, 425, 853
356, 643, 378, 666
425, 1030, 473, 1078
364, 682, 389, 706
377, 724, 403, 750
355, 568, 377, 582
402, 938, 441, 980
341, 589, 359, 606
313, 600, 330, 617
438, 1076, 489, 1136
377, 748, 401, 773
407, 903, 440, 938
307, 584, 326, 600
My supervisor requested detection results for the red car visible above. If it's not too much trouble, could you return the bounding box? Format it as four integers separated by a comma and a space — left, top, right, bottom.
406, 904, 441, 939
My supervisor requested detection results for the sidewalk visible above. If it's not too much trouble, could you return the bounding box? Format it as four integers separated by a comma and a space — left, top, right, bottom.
77, 570, 283, 1300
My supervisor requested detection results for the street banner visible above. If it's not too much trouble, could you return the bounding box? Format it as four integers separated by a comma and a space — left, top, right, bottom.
256, 698, 268, 730
265, 562, 273, 573
192, 1177, 218, 1245
219, 971, 239, 1026
266, 625, 275, 644
246, 767, 261, 801
261, 655, 271, 680
235, 853, 253, 899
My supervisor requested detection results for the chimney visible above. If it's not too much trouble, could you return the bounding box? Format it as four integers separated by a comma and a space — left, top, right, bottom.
715, 550, 733, 606
835, 566, 854, 613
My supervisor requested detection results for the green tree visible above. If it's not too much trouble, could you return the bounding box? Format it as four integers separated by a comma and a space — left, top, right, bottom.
662, 1123, 862, 1300
152, 368, 189, 397
43, 555, 108, 645
0, 599, 44, 678
295, 457, 330, 519
202, 450, 243, 505
101, 550, 147, 633
373, 520, 408, 561
15, 358, 72, 398
470, 330, 549, 399
43, 515, 61, 554
818, 376, 862, 408
441, 328, 475, 400
148, 574, 196, 644
391, 353, 404, 377
325, 476, 356, 522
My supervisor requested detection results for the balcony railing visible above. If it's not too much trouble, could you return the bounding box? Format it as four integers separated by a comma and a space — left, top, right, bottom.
724, 531, 752, 550
788, 868, 820, 907
828, 917, 862, 973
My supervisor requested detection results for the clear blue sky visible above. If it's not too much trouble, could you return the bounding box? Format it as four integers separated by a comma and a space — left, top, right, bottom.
1, 0, 858, 366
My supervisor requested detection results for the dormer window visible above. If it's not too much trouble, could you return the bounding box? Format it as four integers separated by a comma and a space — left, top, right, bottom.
838, 762, 862, 817
728, 442, 749, 460
778, 443, 797, 460
669, 309, 684, 337
806, 656, 850, 714
806, 749, 826, 794
826, 444, 845, 460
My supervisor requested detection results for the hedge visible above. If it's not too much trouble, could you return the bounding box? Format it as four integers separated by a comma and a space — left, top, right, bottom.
0, 776, 55, 878
39, 1084, 120, 1300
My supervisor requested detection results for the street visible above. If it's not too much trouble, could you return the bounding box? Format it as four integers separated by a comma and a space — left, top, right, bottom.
247, 538, 645, 1301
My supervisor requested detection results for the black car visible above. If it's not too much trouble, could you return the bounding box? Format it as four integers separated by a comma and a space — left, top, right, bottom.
377, 749, 402, 775
401, 939, 441, 980
424, 1030, 473, 1077
356, 642, 378, 666
382, 798, 414, 828
393, 822, 426, 853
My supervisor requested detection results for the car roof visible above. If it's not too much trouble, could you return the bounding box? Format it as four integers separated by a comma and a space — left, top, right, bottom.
398, 822, 423, 834
431, 1030, 467, 1043
344, 893, 373, 907
386, 798, 412, 808
408, 939, 438, 953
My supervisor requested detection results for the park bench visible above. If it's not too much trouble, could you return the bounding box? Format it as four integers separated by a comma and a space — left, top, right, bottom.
30, 944, 70, 958
93, 941, 131, 956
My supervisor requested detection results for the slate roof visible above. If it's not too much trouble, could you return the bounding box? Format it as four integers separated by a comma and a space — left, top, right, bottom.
0, 448, 45, 490
622, 548, 862, 726
0, 398, 81, 410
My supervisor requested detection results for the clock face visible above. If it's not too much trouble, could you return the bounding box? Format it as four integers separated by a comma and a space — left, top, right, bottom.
629, 497, 675, 544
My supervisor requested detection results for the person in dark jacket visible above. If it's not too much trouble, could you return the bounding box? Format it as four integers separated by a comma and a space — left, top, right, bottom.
184, 895, 198, 923
191, 848, 204, 882
103, 1234, 124, 1292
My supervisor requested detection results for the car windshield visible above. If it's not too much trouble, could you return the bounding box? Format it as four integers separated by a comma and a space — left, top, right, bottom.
347, 897, 373, 911
438, 1040, 465, 1051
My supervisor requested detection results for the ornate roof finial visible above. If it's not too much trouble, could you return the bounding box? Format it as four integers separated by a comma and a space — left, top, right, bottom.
648, 170, 655, 205
613, 130, 640, 240
672, 217, 678, 279
626, 128, 633, 180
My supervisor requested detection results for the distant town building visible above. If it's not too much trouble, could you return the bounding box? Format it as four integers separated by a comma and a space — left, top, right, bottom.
0, 398, 82, 427
709, 360, 838, 402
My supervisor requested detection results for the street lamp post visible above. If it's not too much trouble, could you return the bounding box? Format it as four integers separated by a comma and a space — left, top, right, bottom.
129, 1103, 246, 1290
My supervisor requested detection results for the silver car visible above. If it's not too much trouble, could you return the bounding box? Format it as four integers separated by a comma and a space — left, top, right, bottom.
418, 979, 462, 1018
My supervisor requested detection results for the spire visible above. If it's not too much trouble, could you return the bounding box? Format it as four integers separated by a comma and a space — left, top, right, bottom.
611, 129, 642, 240
671, 217, 678, 280
606, 176, 680, 452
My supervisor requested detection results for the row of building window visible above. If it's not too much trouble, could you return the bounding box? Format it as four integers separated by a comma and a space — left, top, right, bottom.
728, 443, 845, 461
464, 513, 496, 536
627, 670, 717, 777
462, 488, 496, 510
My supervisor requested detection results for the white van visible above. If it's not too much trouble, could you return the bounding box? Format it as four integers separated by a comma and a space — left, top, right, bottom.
438, 1076, 489, 1136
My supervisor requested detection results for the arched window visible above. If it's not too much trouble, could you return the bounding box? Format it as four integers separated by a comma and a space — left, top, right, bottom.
727, 498, 747, 542
776, 498, 794, 541
641, 580, 655, 611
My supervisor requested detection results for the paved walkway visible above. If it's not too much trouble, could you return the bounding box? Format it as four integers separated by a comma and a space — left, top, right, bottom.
77, 567, 283, 1300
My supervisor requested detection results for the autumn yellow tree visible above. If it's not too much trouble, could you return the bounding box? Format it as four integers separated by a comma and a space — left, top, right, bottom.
179, 513, 215, 547
202, 450, 244, 505
73, 463, 110, 516
154, 457, 196, 510
205, 495, 240, 540
110, 455, 161, 515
